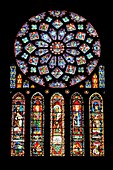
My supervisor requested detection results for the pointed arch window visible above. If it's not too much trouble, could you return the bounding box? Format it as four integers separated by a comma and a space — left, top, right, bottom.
30, 92, 44, 156
89, 92, 104, 156
11, 92, 25, 156
50, 93, 65, 156
70, 92, 85, 156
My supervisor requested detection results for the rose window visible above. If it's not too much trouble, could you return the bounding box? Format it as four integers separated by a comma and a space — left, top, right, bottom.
14, 10, 101, 88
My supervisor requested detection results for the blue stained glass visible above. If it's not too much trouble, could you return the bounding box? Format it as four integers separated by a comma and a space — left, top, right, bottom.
14, 10, 101, 88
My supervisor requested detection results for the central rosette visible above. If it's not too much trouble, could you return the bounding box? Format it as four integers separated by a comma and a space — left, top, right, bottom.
50, 42, 64, 54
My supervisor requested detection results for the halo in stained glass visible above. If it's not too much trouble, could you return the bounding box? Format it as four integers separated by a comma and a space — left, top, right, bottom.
14, 10, 101, 88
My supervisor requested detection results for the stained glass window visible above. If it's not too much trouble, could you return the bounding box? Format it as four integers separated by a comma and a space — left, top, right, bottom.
85, 80, 91, 88
31, 84, 36, 88
99, 65, 105, 88
10, 9, 105, 157
70, 92, 85, 156
30, 92, 44, 156
14, 10, 101, 88
92, 73, 98, 88
89, 92, 104, 156
23, 80, 29, 88
11, 92, 25, 156
17, 74, 22, 88
10, 65, 16, 88
50, 93, 65, 156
